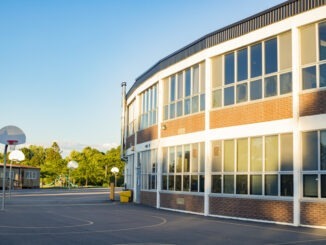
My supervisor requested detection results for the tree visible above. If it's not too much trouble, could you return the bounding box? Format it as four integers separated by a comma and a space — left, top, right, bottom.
20, 145, 45, 167
42, 142, 66, 184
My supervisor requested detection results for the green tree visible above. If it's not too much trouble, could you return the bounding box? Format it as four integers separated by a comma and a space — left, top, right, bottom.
42, 142, 66, 184
21, 145, 45, 167
104, 146, 125, 186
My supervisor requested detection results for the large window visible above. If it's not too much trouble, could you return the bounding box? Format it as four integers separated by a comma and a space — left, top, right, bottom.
211, 133, 293, 197
140, 149, 157, 190
25, 171, 38, 179
212, 31, 292, 108
139, 84, 158, 130
163, 62, 205, 120
127, 100, 136, 136
302, 130, 326, 198
162, 143, 205, 192
301, 21, 326, 90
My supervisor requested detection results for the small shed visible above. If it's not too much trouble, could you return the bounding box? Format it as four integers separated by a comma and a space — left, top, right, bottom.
0, 163, 40, 189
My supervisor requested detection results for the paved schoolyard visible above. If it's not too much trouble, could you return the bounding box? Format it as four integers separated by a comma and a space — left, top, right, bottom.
0, 188, 325, 245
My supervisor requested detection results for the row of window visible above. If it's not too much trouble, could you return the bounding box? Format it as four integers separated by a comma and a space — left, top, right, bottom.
139, 84, 158, 130
163, 63, 206, 121
212, 31, 292, 108
301, 22, 326, 90
139, 149, 157, 190
126, 21, 325, 135
211, 134, 293, 197
161, 143, 205, 192
25, 171, 38, 180
139, 130, 326, 198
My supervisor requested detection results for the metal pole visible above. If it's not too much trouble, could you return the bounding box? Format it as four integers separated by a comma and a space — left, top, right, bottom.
68, 168, 70, 190
9, 160, 13, 199
115, 174, 117, 187
2, 144, 8, 211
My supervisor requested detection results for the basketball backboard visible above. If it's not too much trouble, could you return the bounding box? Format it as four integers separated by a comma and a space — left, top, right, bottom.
0, 125, 26, 145
9, 150, 25, 161
67, 160, 78, 169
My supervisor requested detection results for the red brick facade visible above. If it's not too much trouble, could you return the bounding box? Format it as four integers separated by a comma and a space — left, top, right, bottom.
160, 193, 204, 213
209, 197, 293, 223
301, 201, 326, 226
126, 134, 135, 149
140, 191, 157, 207
210, 97, 292, 129
300, 90, 326, 117
161, 113, 205, 138
137, 125, 158, 144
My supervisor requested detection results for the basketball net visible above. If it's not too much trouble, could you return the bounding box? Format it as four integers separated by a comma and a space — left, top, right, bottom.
7, 140, 18, 151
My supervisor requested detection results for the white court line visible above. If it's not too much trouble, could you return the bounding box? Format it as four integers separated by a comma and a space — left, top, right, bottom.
0, 212, 94, 229
10, 191, 120, 197
0, 215, 167, 236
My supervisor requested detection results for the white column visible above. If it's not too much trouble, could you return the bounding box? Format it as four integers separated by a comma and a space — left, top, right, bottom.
157, 79, 164, 208
292, 26, 301, 226
133, 95, 140, 203
204, 58, 212, 216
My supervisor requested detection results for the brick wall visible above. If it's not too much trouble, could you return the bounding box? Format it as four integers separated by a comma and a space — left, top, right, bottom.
160, 193, 204, 213
209, 196, 293, 223
300, 90, 326, 117
301, 201, 326, 226
210, 97, 292, 129
140, 191, 157, 207
126, 134, 135, 149
161, 113, 205, 138
137, 125, 158, 144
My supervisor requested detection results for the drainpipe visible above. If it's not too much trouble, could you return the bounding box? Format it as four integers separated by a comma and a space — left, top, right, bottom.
120, 82, 127, 162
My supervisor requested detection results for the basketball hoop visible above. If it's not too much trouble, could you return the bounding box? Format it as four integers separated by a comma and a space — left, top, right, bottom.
0, 125, 26, 211
7, 140, 18, 146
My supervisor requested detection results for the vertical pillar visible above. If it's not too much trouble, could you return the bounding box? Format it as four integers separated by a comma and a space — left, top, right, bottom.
157, 79, 164, 208
204, 58, 212, 216
292, 26, 301, 226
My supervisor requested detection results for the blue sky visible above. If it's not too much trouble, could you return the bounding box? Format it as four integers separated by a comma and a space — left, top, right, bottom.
0, 0, 285, 155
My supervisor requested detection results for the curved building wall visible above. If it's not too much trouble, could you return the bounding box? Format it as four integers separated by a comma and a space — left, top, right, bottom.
122, 0, 326, 228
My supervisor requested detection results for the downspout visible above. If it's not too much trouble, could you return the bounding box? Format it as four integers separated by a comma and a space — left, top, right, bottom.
120, 82, 128, 162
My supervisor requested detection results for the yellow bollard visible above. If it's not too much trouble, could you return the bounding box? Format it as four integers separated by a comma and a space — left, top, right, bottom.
110, 182, 115, 201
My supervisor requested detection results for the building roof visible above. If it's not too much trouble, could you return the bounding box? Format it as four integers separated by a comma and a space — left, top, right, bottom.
126, 0, 325, 98
0, 163, 40, 170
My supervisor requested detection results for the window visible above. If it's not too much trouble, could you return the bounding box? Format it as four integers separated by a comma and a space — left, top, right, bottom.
212, 175, 221, 193
301, 21, 326, 90
212, 31, 292, 109
127, 100, 136, 136
265, 38, 278, 74
162, 143, 205, 193
211, 133, 293, 196
25, 171, 37, 179
250, 79, 262, 100
164, 62, 205, 120
251, 43, 262, 78
139, 84, 158, 130
237, 48, 248, 81
302, 130, 326, 198
140, 149, 157, 190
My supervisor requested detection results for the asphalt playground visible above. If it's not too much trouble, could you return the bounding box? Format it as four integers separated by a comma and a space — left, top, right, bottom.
0, 188, 325, 245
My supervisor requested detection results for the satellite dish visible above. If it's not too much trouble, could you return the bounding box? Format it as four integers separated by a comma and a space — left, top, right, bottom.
0, 125, 26, 145
67, 160, 78, 169
9, 150, 25, 161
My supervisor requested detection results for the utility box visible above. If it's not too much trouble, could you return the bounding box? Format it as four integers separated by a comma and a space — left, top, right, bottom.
120, 190, 132, 203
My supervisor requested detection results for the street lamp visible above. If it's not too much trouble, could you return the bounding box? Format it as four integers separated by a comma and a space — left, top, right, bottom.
0, 125, 26, 211
67, 161, 78, 190
111, 167, 119, 187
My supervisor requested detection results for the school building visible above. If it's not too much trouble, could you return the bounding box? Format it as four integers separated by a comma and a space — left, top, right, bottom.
120, 0, 326, 228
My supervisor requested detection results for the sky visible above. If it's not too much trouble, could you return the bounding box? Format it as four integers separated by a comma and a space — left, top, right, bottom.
0, 0, 285, 156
